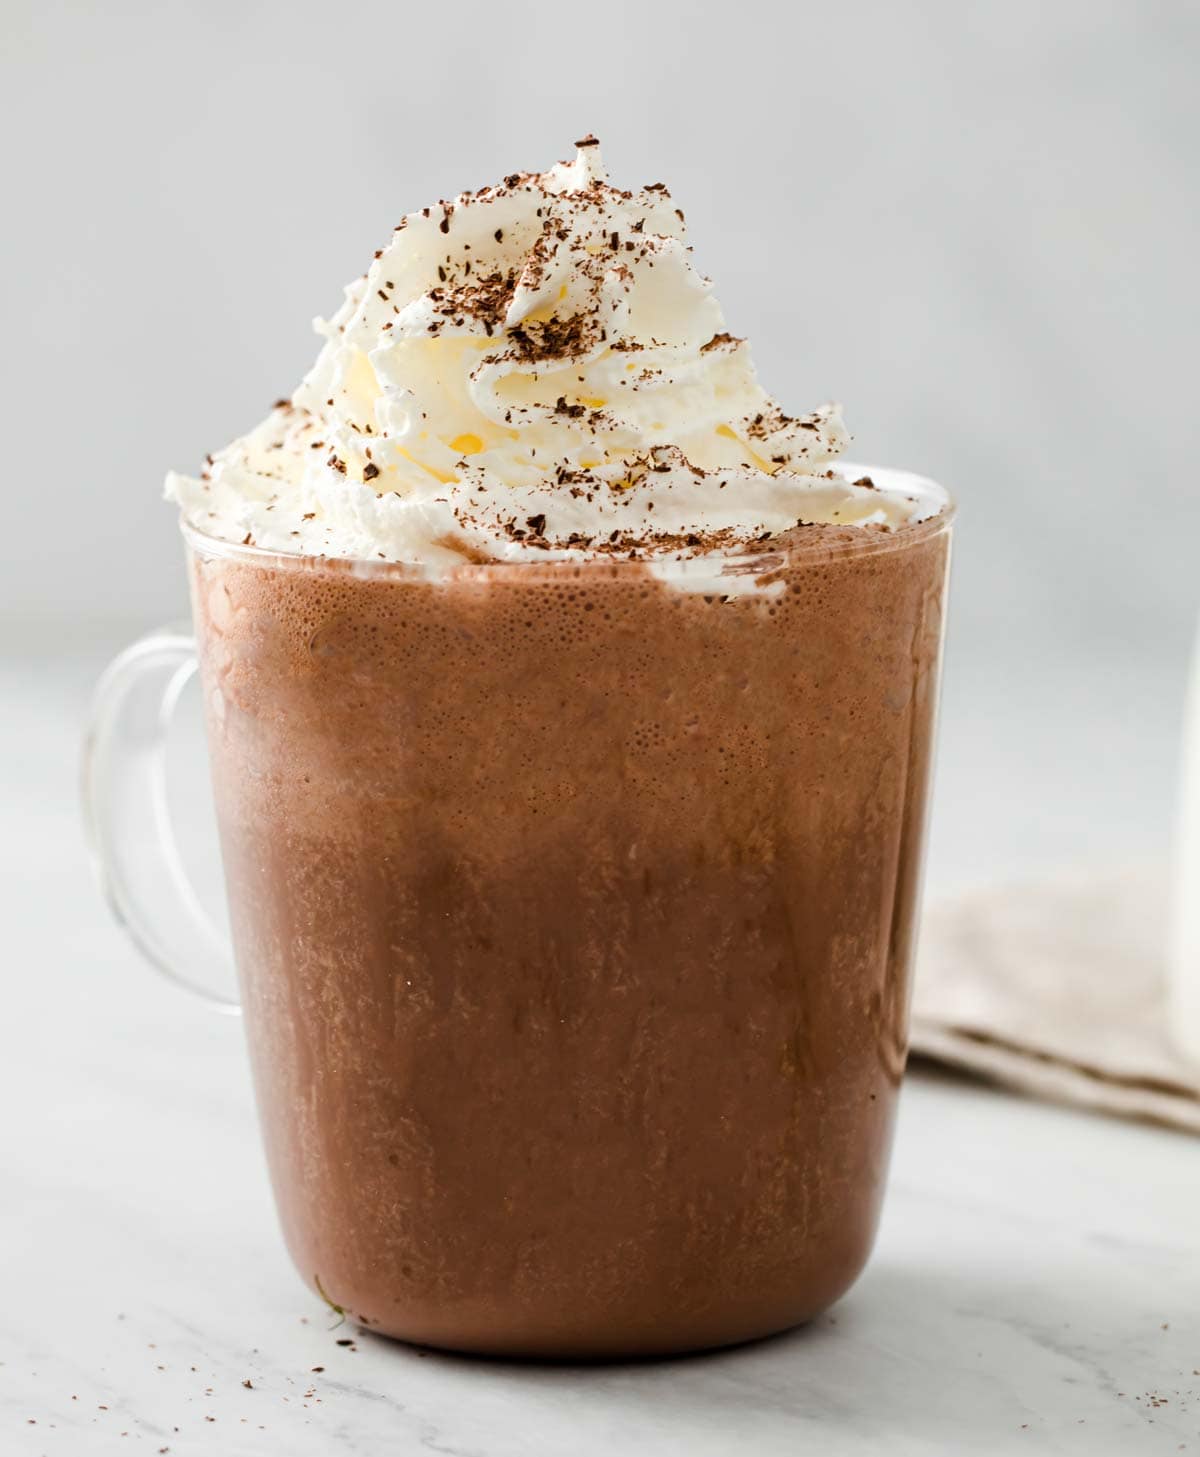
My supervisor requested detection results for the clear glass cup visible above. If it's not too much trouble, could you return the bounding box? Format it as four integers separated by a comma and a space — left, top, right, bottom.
83, 466, 953, 1357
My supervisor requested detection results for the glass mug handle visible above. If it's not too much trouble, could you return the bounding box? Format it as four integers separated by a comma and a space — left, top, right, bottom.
81, 625, 240, 1015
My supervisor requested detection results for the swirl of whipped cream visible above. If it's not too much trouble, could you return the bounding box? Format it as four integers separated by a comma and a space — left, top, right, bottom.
168, 138, 928, 566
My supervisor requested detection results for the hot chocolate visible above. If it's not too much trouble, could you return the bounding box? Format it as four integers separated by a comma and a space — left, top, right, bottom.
164, 139, 953, 1355
190, 503, 948, 1356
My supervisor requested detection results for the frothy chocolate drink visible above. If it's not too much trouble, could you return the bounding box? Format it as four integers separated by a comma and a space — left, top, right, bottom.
171, 141, 953, 1356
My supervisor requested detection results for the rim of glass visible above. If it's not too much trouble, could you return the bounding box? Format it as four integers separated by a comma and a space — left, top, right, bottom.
180, 461, 954, 577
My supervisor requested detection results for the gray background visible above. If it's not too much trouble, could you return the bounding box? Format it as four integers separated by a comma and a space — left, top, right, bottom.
5, 0, 1199, 888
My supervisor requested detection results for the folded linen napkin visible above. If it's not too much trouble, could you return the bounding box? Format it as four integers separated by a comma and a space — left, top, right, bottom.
911, 864, 1200, 1134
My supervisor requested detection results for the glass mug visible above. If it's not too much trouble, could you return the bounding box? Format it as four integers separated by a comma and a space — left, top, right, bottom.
83, 469, 953, 1358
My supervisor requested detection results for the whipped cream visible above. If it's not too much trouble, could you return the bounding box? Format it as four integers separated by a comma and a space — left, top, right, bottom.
168, 138, 932, 567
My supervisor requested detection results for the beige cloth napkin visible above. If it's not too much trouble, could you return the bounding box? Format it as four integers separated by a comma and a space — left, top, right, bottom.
911, 864, 1200, 1134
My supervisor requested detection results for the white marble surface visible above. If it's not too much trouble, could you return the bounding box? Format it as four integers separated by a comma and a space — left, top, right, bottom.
2, 645, 1198, 1456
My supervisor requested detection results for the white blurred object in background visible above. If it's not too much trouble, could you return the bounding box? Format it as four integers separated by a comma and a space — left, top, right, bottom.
1170, 618, 1200, 1065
